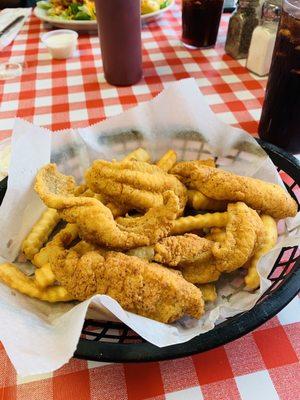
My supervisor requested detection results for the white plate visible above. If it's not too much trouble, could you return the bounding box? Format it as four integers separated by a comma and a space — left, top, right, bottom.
141, 0, 175, 23
34, 7, 97, 31
34, 1, 174, 32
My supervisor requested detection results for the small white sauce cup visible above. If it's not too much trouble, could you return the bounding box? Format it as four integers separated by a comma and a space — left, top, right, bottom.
41, 29, 78, 59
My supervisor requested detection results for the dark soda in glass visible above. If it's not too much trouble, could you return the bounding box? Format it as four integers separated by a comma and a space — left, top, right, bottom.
182, 0, 225, 48
94, 0, 142, 86
258, 0, 300, 152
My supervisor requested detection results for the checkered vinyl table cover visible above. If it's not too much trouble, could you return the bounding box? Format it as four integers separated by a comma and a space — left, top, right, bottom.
0, 3, 266, 141
0, 2, 299, 400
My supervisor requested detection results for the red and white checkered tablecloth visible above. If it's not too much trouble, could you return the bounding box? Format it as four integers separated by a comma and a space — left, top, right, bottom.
0, 2, 299, 399
0, 2, 267, 141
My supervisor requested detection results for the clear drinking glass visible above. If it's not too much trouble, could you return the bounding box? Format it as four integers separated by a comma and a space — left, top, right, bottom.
182, 0, 225, 49
258, 0, 300, 152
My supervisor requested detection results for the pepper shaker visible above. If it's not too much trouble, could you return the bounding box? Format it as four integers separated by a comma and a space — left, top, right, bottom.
225, 0, 259, 59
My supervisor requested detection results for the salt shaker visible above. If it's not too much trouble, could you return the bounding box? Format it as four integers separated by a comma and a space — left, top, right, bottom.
246, 0, 281, 76
225, 0, 259, 59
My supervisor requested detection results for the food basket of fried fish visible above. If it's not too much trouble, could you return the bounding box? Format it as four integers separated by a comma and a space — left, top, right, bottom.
0, 144, 298, 334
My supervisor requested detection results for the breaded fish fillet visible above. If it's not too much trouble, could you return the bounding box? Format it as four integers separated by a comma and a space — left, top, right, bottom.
50, 250, 204, 323
181, 202, 264, 283
85, 160, 187, 214
154, 234, 213, 266
172, 163, 297, 219
35, 164, 180, 249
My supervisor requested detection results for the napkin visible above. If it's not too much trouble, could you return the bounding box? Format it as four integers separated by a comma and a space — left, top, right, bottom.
0, 79, 299, 376
0, 8, 31, 50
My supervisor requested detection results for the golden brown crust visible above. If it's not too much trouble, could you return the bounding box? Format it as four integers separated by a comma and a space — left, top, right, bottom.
51, 250, 204, 323
35, 164, 180, 249
211, 202, 264, 273
172, 163, 297, 219
178, 202, 264, 283
154, 234, 213, 266
244, 215, 278, 290
85, 160, 187, 214
182, 262, 221, 284
197, 283, 217, 302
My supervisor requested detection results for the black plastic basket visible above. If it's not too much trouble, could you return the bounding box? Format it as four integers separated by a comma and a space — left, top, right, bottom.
0, 139, 299, 363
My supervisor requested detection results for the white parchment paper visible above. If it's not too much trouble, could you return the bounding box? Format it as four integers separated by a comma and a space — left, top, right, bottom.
0, 79, 299, 376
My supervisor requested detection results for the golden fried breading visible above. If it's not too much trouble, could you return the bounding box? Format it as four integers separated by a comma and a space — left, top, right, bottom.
171, 159, 215, 181
85, 160, 187, 214
50, 250, 204, 323
172, 163, 297, 219
35, 164, 180, 249
245, 215, 278, 290
172, 160, 222, 213
197, 283, 217, 302
77, 148, 150, 218
179, 202, 264, 283
211, 202, 264, 273
205, 228, 226, 242
154, 234, 213, 267
32, 223, 79, 268
80, 187, 129, 217
182, 262, 221, 284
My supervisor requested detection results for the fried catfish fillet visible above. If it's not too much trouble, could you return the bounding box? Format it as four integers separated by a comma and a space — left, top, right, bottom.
35, 164, 180, 249
172, 163, 297, 219
244, 214, 278, 290
181, 202, 264, 283
85, 160, 187, 214
153, 234, 213, 267
50, 250, 204, 323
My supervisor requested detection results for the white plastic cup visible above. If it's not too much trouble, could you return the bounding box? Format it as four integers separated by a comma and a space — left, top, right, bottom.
41, 29, 78, 59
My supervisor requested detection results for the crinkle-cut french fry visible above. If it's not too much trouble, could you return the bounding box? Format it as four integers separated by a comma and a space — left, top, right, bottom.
188, 190, 227, 211
0, 263, 73, 302
33, 223, 78, 268
156, 150, 177, 172
245, 215, 278, 290
35, 263, 56, 289
21, 208, 60, 260
205, 228, 226, 242
197, 283, 217, 302
122, 148, 151, 162
171, 212, 228, 235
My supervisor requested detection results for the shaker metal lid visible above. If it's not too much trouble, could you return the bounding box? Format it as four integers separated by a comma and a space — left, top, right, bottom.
262, 1, 282, 21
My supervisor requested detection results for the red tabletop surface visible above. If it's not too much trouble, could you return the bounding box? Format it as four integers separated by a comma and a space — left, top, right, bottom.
0, 2, 299, 400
